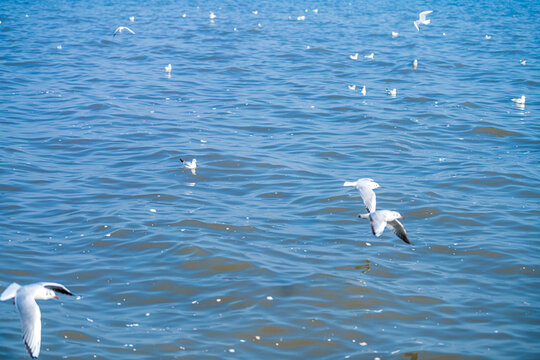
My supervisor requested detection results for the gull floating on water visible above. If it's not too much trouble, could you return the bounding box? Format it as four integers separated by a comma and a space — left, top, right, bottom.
364, 53, 374, 59
181, 158, 197, 175
165, 64, 172, 73
520, 59, 526, 66
209, 12, 216, 19
129, 16, 134, 22
113, 26, 135, 37
386, 88, 397, 97
350, 53, 359, 60
348, 84, 356, 91
413, 59, 418, 69
344, 178, 380, 213
392, 31, 399, 38
485, 35, 491, 39
56, 45, 62, 50
252, 10, 258, 15
359, 210, 410, 244
414, 10, 432, 31
313, 9, 319, 14
361, 85, 366, 96
1, 282, 74, 359
297, 15, 306, 21
511, 95, 525, 105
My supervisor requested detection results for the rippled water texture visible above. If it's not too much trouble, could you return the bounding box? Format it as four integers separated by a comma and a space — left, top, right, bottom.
1, 0, 539, 359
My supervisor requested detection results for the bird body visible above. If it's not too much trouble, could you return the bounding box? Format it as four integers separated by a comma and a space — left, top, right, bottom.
1, 282, 73, 359
359, 210, 410, 244
364, 52, 374, 59
181, 158, 197, 174
414, 10, 432, 31
361, 85, 366, 96
113, 26, 135, 37
520, 59, 527, 66
392, 31, 399, 38
511, 95, 525, 105
165, 64, 172, 73
386, 88, 397, 97
413, 59, 418, 69
344, 178, 380, 213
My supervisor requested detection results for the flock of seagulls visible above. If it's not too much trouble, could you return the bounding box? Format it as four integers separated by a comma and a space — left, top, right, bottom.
1, 282, 73, 359
344, 179, 410, 244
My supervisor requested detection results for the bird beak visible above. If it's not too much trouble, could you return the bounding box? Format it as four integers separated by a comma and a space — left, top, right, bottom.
399, 216, 404, 219
54, 295, 58, 299
378, 185, 381, 188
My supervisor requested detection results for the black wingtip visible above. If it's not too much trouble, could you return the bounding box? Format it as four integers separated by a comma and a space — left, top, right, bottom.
44, 285, 74, 296
180, 158, 184, 163
400, 235, 411, 245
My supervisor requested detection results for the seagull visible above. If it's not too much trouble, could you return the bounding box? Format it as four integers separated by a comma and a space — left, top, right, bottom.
252, 10, 258, 15
297, 15, 306, 21
386, 88, 397, 97
413, 59, 418, 69
350, 53, 359, 60
511, 95, 525, 105
359, 210, 410, 244
180, 158, 197, 175
56, 45, 62, 50
165, 64, 172, 73
348, 84, 356, 91
361, 85, 366, 96
343, 178, 381, 213
485, 35, 491, 39
313, 9, 319, 14
414, 10, 432, 31
129, 16, 134, 22
364, 52, 374, 59
113, 26, 135, 37
1, 282, 74, 359
520, 59, 526, 66
392, 31, 399, 38
209, 12, 216, 19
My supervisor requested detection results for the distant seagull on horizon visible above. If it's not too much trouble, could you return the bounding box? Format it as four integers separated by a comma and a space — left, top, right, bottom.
181, 158, 197, 175
359, 210, 410, 244
392, 31, 399, 38
414, 10, 432, 31
364, 52, 374, 59
361, 85, 366, 96
113, 26, 135, 37
386, 88, 397, 97
344, 178, 381, 213
1, 282, 74, 359
350, 53, 359, 60
511, 95, 525, 105
413, 59, 418, 69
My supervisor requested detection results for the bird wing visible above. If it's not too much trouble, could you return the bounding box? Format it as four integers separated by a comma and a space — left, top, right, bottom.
419, 10, 432, 21
357, 184, 376, 213
42, 282, 74, 296
1, 282, 21, 301
387, 219, 410, 244
17, 295, 42, 359
369, 212, 387, 237
413, 20, 420, 31
125, 27, 135, 34
113, 27, 121, 36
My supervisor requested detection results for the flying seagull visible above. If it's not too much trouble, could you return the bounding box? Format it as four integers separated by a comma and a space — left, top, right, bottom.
359, 210, 410, 244
1, 282, 74, 359
414, 10, 432, 31
343, 178, 381, 213
113, 26, 135, 37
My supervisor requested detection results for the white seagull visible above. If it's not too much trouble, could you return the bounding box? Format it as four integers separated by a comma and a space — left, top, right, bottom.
129, 16, 135, 22
113, 26, 135, 37
165, 64, 172, 74
209, 12, 216, 19
359, 210, 410, 244
350, 53, 359, 60
386, 88, 397, 97
343, 178, 381, 213
413, 59, 418, 69
392, 31, 399, 38
520, 59, 526, 66
1, 282, 74, 359
361, 85, 366, 96
181, 158, 197, 175
511, 95, 525, 105
348, 84, 356, 91
414, 10, 432, 31
364, 52, 374, 59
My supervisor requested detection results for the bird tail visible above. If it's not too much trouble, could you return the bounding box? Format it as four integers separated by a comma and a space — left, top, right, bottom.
343, 181, 357, 187
0, 283, 21, 301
